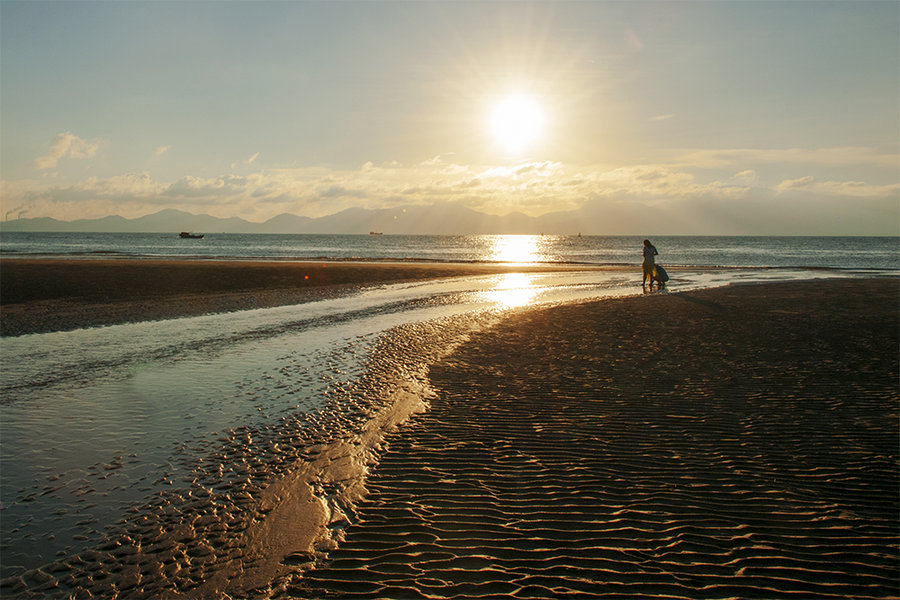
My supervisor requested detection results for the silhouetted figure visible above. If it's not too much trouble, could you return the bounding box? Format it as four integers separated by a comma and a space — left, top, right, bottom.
652, 264, 669, 290
642, 239, 658, 291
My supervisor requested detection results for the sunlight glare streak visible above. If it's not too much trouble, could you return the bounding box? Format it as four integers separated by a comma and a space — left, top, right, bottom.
483, 272, 539, 309
488, 234, 544, 264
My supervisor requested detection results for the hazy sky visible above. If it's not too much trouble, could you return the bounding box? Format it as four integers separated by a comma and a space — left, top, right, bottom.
1, 0, 898, 234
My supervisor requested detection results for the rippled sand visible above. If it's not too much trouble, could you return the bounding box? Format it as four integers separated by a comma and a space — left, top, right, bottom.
283, 279, 899, 599
1, 308, 501, 598
2, 274, 897, 599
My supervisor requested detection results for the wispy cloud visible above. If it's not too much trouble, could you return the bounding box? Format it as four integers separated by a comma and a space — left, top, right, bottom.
675, 147, 899, 169
777, 175, 816, 190
231, 152, 261, 169
624, 27, 644, 52
154, 145, 172, 157
34, 132, 100, 170
777, 175, 899, 197
731, 170, 759, 185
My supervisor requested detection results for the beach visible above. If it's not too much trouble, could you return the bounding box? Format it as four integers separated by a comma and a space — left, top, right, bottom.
0, 258, 610, 336
0, 260, 897, 599
286, 278, 899, 599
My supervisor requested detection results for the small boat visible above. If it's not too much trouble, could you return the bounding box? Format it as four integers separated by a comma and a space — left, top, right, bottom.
179, 231, 204, 239
369, 231, 383, 235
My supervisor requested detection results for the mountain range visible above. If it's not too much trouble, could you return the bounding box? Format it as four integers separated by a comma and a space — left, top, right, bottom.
2, 198, 880, 236
0, 205, 590, 235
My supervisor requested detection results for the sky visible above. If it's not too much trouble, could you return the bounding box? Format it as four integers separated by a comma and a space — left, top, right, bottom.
1, 0, 898, 234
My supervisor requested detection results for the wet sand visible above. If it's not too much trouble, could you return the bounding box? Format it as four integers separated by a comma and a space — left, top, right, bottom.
1, 272, 897, 599
0, 309, 492, 599
0, 258, 609, 336
285, 279, 899, 599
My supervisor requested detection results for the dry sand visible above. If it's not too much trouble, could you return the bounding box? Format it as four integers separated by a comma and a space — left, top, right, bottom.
0, 258, 607, 336
284, 279, 899, 599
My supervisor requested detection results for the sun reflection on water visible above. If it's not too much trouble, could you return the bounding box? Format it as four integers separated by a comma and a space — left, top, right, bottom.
483, 272, 539, 308
487, 234, 547, 264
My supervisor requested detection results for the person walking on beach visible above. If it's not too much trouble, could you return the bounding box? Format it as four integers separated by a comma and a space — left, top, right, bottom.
642, 239, 658, 291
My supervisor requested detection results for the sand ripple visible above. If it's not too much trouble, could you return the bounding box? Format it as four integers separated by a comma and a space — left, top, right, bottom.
288, 280, 898, 599
0, 312, 498, 599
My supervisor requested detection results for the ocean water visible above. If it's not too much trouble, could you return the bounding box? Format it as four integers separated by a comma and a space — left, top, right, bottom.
1, 231, 898, 270
0, 232, 897, 586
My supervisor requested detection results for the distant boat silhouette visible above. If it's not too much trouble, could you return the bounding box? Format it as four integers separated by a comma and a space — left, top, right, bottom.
369, 231, 383, 235
179, 231, 204, 239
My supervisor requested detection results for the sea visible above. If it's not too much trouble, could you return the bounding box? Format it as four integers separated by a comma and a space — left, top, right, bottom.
1, 232, 898, 270
0, 232, 897, 587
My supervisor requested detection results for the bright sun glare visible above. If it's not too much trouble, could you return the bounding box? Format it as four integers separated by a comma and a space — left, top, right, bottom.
484, 273, 538, 309
490, 234, 542, 263
489, 93, 544, 154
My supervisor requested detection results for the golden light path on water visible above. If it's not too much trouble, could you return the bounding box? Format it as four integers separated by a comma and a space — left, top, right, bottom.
487, 234, 547, 264
483, 273, 540, 309
482, 235, 547, 308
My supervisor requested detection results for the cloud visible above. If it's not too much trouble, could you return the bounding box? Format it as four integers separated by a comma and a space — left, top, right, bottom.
649, 114, 676, 122
731, 170, 759, 185
817, 181, 900, 197
777, 175, 899, 197
777, 176, 816, 190
231, 152, 261, 169
75, 172, 158, 196
154, 145, 172, 157
586, 165, 707, 199
164, 175, 249, 198
3, 153, 897, 232
477, 161, 563, 181
34, 132, 100, 169
316, 185, 369, 199
676, 147, 899, 169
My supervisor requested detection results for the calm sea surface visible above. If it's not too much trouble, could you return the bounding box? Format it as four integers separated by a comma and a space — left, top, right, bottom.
1, 232, 897, 269
1, 232, 897, 581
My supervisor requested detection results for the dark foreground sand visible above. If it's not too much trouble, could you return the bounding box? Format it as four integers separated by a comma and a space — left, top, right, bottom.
284, 279, 899, 599
1, 268, 897, 599
0, 258, 606, 336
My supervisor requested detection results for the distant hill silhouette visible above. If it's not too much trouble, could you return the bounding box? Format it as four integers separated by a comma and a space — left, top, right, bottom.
0, 205, 587, 235
6, 198, 856, 236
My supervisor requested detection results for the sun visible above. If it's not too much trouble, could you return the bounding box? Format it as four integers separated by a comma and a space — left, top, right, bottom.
489, 93, 545, 154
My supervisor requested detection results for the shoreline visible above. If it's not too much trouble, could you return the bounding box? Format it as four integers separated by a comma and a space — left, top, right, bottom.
2, 256, 893, 337
0, 258, 616, 336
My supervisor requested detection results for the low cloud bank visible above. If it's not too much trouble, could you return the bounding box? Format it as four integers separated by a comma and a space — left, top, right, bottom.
4, 147, 898, 235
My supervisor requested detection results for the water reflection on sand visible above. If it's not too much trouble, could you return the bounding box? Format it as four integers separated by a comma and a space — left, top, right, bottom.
0, 267, 863, 577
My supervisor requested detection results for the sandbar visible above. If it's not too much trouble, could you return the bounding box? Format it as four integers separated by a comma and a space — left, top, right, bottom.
0, 257, 614, 336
